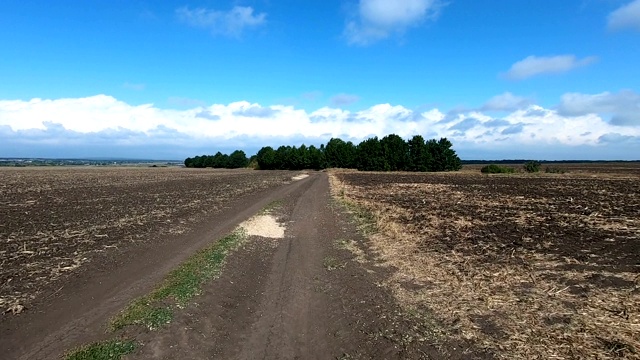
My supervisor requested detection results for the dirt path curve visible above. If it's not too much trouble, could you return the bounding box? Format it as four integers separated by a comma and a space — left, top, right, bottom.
0, 175, 315, 360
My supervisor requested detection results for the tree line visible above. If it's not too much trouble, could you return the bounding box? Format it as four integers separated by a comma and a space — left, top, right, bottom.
185, 134, 462, 172
184, 150, 249, 169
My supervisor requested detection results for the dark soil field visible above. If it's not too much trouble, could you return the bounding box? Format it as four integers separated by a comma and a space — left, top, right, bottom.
331, 165, 640, 359
2, 165, 638, 360
0, 168, 292, 314
3, 168, 486, 360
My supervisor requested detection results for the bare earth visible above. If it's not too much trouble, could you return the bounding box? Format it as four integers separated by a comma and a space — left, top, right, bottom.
1, 165, 637, 359
1, 168, 477, 359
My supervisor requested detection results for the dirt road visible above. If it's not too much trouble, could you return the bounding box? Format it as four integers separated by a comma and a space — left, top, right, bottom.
2, 172, 475, 359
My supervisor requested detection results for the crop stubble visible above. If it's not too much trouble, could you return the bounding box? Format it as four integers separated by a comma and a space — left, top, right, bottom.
0, 167, 292, 314
332, 167, 640, 359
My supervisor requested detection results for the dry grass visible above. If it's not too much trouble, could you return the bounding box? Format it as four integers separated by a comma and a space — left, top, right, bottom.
330, 169, 640, 359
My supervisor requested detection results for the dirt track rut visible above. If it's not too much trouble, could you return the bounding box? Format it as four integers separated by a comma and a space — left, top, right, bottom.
133, 173, 340, 359
3, 172, 479, 359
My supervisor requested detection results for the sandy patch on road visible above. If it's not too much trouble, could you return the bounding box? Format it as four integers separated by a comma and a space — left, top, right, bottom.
240, 215, 285, 239
291, 174, 309, 181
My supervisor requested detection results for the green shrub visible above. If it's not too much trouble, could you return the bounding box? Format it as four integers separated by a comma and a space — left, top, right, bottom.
523, 161, 541, 173
480, 164, 516, 174
545, 166, 567, 174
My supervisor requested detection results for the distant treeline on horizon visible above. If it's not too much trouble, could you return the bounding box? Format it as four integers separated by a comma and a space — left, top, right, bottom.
184, 134, 462, 172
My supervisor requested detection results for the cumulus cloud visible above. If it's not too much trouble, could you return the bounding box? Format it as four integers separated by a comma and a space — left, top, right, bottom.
176, 6, 266, 37
504, 55, 597, 80
330, 93, 361, 106
598, 133, 640, 144
344, 0, 443, 45
558, 90, 640, 126
608, 0, 640, 31
1, 94, 639, 160
481, 92, 532, 111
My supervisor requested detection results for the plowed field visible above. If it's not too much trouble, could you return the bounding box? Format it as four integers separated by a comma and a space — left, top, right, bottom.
331, 167, 640, 359
0, 168, 292, 313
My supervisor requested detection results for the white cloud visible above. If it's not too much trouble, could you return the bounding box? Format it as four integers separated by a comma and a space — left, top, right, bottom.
481, 92, 532, 111
1, 94, 639, 160
558, 90, 640, 125
608, 0, 640, 31
330, 93, 361, 106
344, 0, 443, 45
176, 6, 266, 37
504, 55, 597, 80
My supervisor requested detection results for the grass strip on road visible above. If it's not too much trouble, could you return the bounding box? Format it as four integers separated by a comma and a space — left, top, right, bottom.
64, 339, 136, 360
109, 228, 247, 331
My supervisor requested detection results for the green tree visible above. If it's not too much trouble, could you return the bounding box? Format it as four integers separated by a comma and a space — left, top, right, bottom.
297, 144, 311, 170
523, 161, 541, 173
256, 146, 277, 170
227, 150, 248, 168
426, 138, 462, 171
325, 138, 357, 168
356, 137, 386, 171
407, 135, 432, 172
191, 155, 206, 168
203, 155, 215, 168
211, 152, 227, 168
307, 145, 326, 170
380, 134, 409, 171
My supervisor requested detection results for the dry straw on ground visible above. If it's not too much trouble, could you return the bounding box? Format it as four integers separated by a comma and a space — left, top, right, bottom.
330, 170, 640, 360
240, 215, 286, 239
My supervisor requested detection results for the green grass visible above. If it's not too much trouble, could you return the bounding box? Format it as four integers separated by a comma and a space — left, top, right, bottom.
323, 256, 345, 271
65, 339, 135, 360
109, 229, 247, 331
340, 200, 377, 236
259, 199, 283, 214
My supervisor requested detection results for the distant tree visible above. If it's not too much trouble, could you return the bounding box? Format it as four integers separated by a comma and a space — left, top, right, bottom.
380, 134, 409, 171
184, 135, 463, 173
426, 138, 462, 171
248, 155, 258, 169
203, 155, 215, 168
523, 161, 541, 173
227, 150, 248, 168
191, 155, 206, 168
481, 164, 516, 174
297, 144, 311, 170
325, 138, 357, 169
407, 135, 431, 172
356, 137, 386, 171
256, 146, 277, 170
307, 145, 326, 170
275, 146, 295, 170
211, 152, 227, 168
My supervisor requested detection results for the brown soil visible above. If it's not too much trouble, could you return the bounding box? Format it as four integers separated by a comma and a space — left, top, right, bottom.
0, 167, 293, 312
331, 165, 640, 359
0, 168, 486, 359
126, 174, 486, 359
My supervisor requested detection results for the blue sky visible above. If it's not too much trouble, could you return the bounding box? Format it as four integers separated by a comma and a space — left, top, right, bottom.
1, 0, 639, 160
